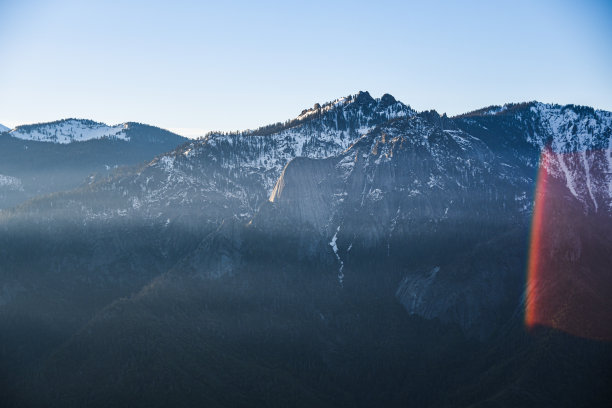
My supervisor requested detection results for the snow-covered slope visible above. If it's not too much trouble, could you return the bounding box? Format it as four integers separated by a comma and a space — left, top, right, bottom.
528, 102, 612, 152
532, 103, 612, 212
8, 119, 129, 144
79, 91, 415, 222
0, 123, 9, 133
0, 174, 23, 191
0, 120, 187, 209
456, 102, 612, 213
168, 91, 414, 193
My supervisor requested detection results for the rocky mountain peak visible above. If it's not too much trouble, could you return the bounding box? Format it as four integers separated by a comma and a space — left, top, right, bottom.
379, 93, 397, 108
353, 90, 375, 105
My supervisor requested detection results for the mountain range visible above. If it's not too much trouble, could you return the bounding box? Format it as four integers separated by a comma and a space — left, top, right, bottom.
0, 92, 610, 407
0, 119, 187, 209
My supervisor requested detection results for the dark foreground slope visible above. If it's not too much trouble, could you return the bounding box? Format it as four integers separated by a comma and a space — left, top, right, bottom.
14, 223, 612, 408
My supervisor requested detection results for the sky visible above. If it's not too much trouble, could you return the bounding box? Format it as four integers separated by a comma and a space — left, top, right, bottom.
0, 0, 611, 138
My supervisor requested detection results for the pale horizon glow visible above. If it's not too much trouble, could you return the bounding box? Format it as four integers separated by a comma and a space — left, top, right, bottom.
1, 0, 611, 138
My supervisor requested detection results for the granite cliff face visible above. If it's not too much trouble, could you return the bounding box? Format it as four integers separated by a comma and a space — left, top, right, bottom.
265, 111, 530, 337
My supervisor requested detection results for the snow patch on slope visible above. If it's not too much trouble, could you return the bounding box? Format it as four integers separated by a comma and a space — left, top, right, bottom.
329, 226, 344, 286
0, 174, 23, 191
531, 103, 612, 153
9, 119, 129, 144
531, 103, 612, 211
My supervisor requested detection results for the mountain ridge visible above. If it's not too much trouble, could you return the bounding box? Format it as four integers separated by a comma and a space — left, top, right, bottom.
4, 118, 188, 144
1, 91, 611, 407
0, 121, 188, 209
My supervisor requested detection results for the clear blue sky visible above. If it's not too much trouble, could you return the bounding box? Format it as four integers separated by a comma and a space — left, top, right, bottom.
1, 0, 611, 137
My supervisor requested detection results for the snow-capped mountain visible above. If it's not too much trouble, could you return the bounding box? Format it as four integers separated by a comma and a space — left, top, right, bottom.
170, 97, 611, 337
3, 94, 610, 339
0, 120, 187, 208
456, 102, 612, 213
258, 110, 529, 338
70, 91, 414, 222
0, 123, 9, 133
29, 93, 605, 339
8, 119, 129, 144
266, 100, 612, 337
1, 92, 611, 407
183, 90, 413, 193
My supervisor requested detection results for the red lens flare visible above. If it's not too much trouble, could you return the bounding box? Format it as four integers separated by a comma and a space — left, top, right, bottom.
526, 148, 612, 340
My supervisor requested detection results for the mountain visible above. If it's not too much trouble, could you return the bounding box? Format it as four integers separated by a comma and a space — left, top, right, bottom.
0, 94, 610, 407
0, 119, 187, 208
454, 102, 612, 340
0, 123, 9, 133
7, 119, 129, 144
456, 102, 612, 211
5, 92, 411, 223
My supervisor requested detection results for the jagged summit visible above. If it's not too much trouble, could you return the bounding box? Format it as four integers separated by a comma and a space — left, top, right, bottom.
379, 93, 397, 108
352, 90, 375, 104
211, 91, 414, 138
294, 91, 410, 122
165, 92, 416, 197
